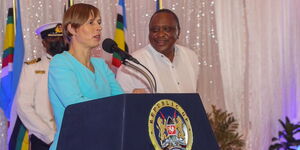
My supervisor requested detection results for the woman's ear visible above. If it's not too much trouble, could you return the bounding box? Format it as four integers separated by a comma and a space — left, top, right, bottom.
67, 24, 76, 35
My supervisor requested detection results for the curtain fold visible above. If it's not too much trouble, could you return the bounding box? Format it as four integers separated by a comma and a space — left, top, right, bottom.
215, 0, 250, 142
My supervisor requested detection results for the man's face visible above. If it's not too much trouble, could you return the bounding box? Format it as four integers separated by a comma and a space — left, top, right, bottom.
149, 12, 179, 55
42, 36, 68, 56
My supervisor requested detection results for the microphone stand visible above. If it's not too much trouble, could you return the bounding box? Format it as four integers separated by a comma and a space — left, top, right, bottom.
123, 60, 157, 93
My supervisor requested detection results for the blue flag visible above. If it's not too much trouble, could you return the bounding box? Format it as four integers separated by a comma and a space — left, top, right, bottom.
0, 0, 24, 119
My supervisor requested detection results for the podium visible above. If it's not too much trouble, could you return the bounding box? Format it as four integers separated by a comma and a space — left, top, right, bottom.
57, 93, 219, 150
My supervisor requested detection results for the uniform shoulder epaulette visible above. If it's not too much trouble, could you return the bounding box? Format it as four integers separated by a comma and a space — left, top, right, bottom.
24, 58, 41, 65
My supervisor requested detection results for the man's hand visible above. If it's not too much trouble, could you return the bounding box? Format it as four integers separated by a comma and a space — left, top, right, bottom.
132, 88, 147, 94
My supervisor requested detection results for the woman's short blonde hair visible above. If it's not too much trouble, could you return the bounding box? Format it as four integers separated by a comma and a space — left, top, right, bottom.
62, 3, 100, 44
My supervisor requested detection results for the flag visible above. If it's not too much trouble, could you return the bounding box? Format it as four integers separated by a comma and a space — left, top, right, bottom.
8, 116, 29, 150
0, 8, 15, 119
156, 0, 163, 10
112, 0, 128, 67
0, 0, 25, 119
0, 0, 24, 119
0, 0, 28, 149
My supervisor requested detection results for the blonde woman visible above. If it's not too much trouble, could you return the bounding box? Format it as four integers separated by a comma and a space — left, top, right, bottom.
48, 3, 124, 149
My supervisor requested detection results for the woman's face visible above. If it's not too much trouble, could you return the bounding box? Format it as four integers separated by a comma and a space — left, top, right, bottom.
73, 14, 102, 49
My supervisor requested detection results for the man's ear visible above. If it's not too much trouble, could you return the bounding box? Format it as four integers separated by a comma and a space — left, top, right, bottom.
41, 39, 47, 48
177, 31, 180, 39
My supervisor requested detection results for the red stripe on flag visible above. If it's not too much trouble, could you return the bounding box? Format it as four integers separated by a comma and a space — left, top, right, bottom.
2, 54, 13, 68
112, 57, 122, 67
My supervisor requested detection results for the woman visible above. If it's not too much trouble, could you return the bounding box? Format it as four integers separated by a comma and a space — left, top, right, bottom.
48, 3, 124, 149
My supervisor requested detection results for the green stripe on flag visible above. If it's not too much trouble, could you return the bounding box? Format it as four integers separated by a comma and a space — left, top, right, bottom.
3, 47, 14, 58
15, 125, 27, 150
113, 52, 121, 59
116, 21, 124, 29
7, 16, 13, 24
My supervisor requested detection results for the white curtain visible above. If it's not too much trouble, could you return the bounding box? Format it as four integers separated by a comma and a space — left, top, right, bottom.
1, 0, 299, 149
215, 0, 300, 149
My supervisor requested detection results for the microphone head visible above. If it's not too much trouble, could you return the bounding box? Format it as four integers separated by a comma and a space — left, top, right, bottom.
102, 38, 116, 53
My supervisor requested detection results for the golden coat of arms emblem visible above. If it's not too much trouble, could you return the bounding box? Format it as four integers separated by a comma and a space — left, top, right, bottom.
148, 99, 193, 150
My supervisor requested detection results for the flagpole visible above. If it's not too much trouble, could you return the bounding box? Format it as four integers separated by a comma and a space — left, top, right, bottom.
156, 0, 163, 10
12, 0, 16, 34
69, 0, 74, 6
159, 0, 163, 9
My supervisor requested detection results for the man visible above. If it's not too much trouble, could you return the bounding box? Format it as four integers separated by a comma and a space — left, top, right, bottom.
15, 22, 68, 150
116, 9, 199, 93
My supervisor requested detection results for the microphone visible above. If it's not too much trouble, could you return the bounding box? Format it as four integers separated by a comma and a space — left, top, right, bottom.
102, 38, 140, 64
102, 38, 157, 93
